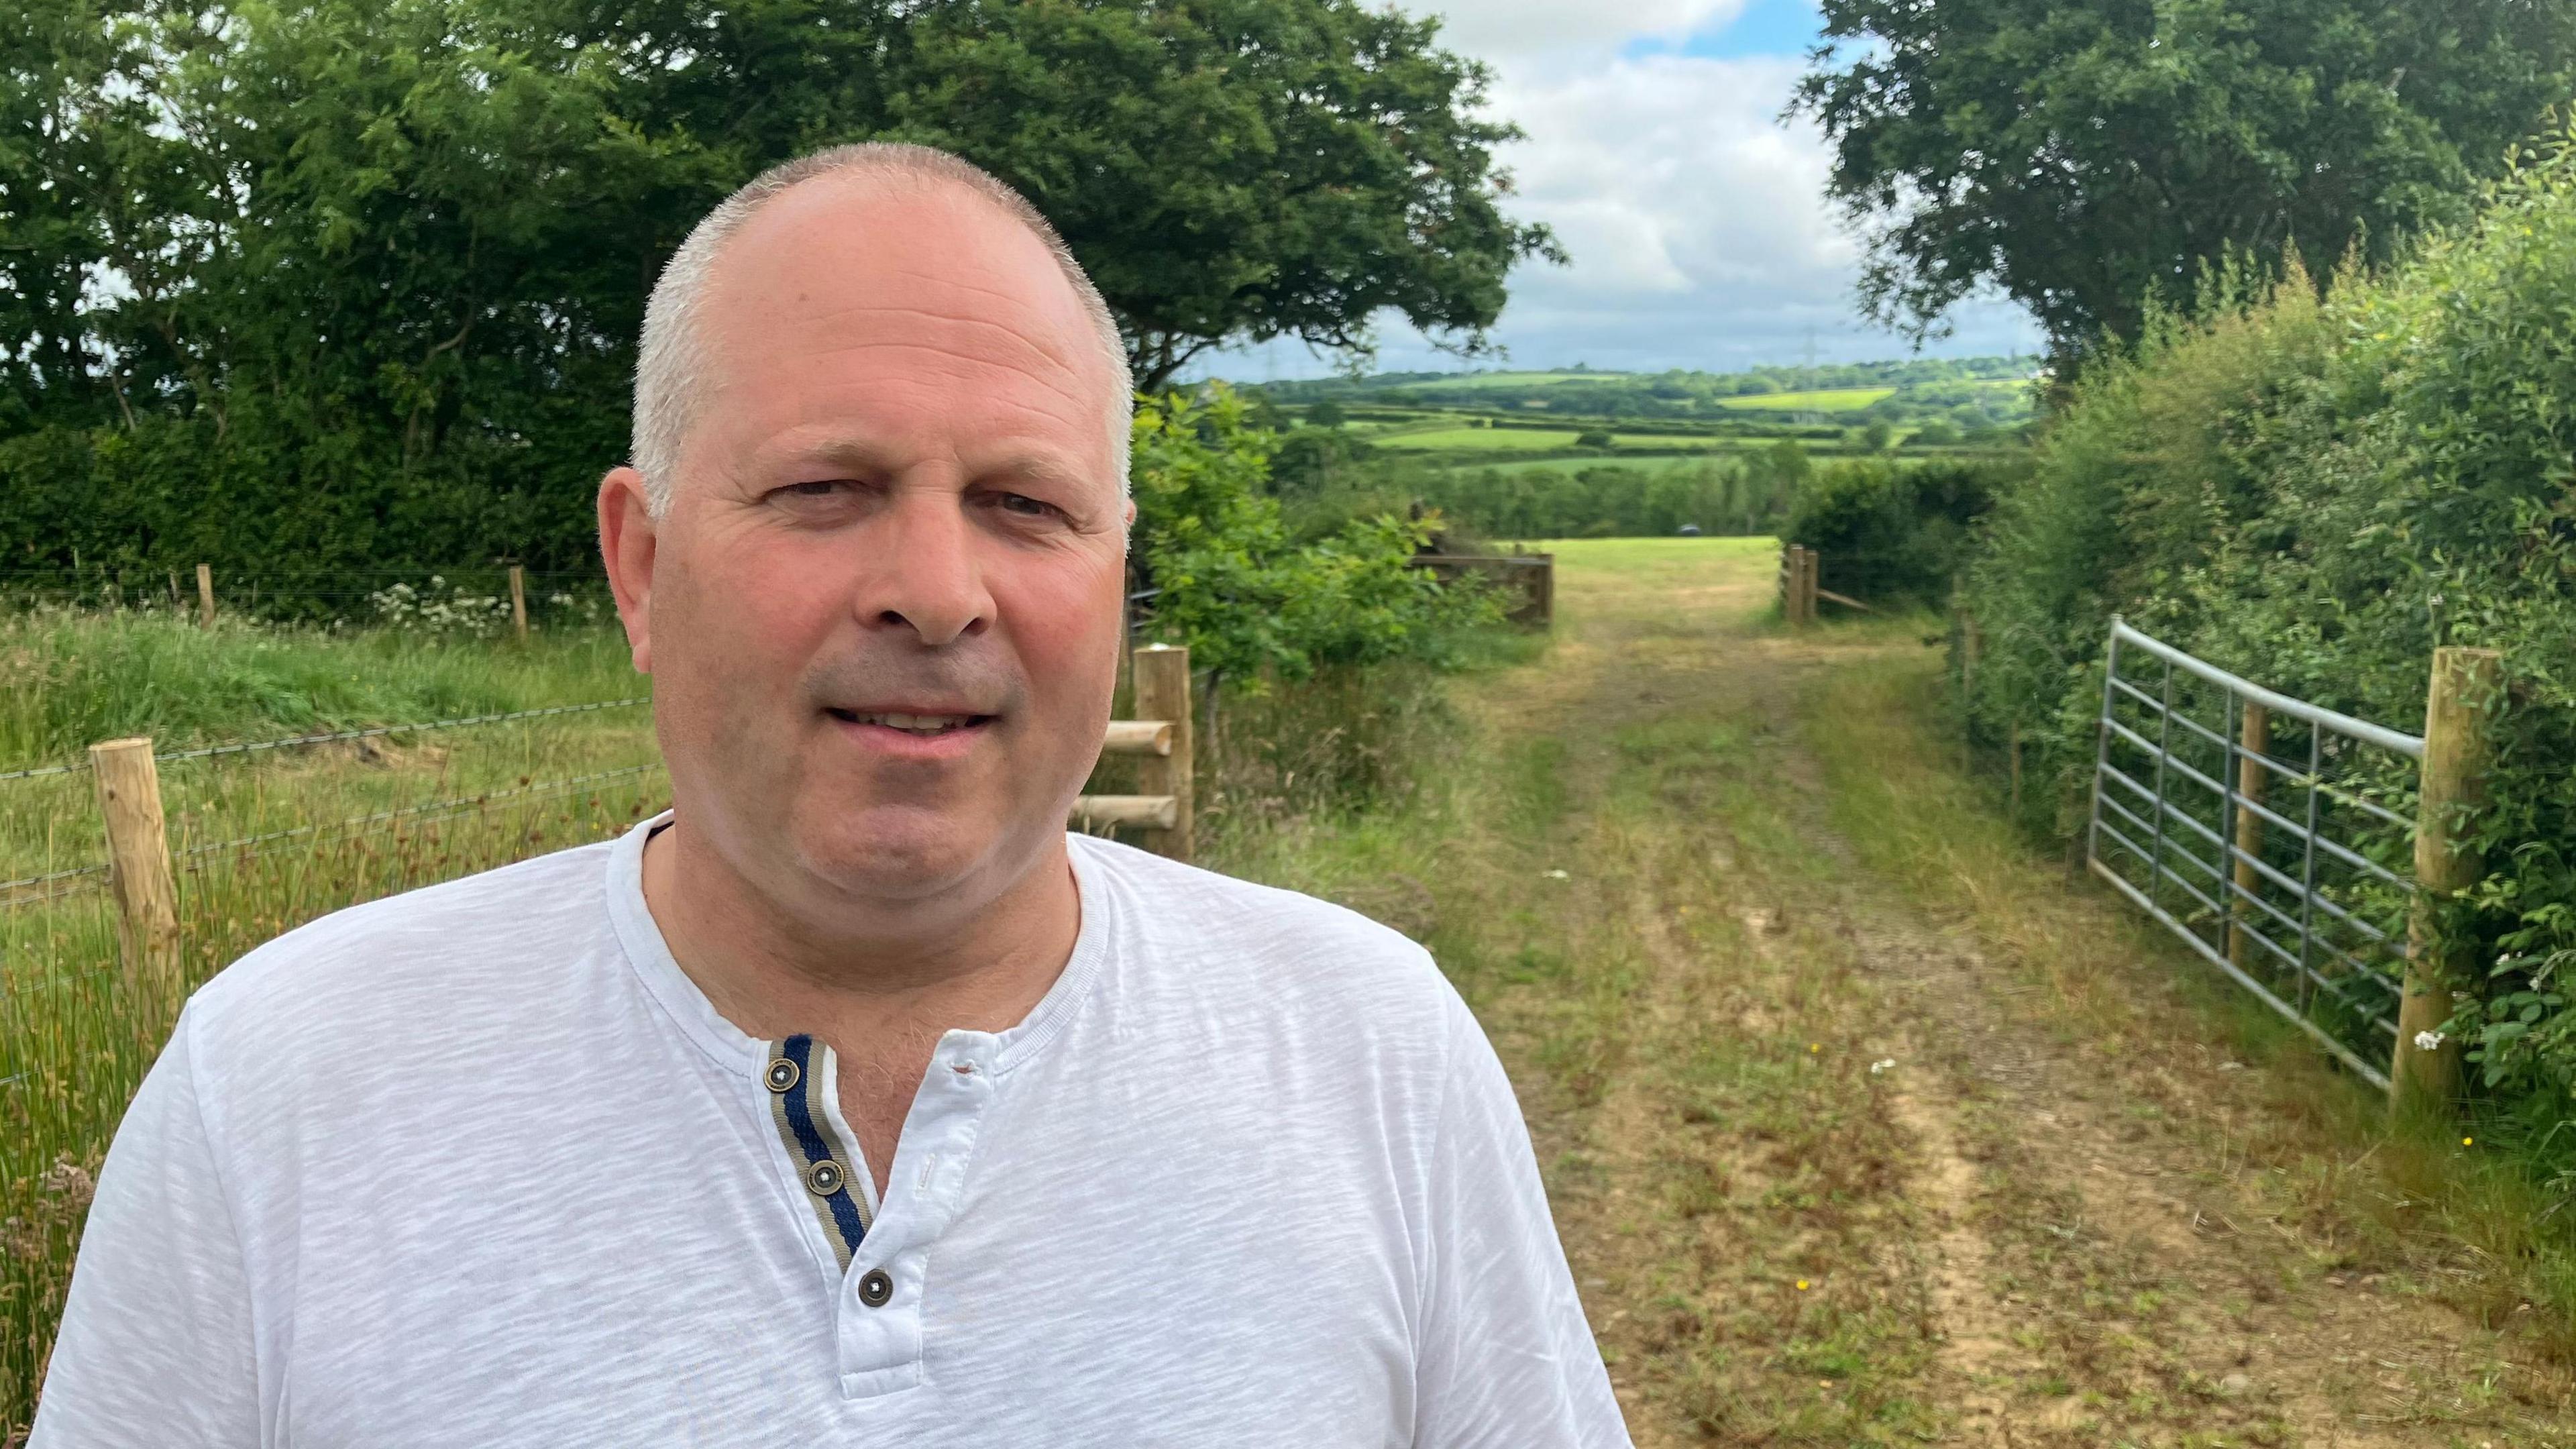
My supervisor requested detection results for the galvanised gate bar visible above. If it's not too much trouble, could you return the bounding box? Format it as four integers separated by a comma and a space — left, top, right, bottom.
2087, 619, 2422, 1088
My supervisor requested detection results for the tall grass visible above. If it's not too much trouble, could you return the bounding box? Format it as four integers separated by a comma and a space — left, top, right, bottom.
0, 608, 641, 770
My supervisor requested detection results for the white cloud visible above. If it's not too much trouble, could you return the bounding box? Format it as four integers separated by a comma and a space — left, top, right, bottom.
1198, 3, 2039, 381
1422, 0, 1746, 67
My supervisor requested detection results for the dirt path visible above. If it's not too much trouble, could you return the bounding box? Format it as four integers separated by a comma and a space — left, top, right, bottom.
1334, 541, 2576, 1446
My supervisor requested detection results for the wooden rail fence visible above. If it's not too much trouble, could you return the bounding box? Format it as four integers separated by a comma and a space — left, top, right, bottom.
1776, 544, 1872, 625
1407, 553, 1554, 627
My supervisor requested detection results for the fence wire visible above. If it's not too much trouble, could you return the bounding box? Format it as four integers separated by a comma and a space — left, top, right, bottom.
0, 695, 650, 784
176, 763, 667, 871
2086, 619, 2420, 1088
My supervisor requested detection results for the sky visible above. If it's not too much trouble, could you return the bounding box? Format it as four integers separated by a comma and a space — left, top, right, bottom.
1197, 0, 2043, 382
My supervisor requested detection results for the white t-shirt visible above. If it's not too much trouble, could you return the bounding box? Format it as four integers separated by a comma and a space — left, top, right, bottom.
33, 818, 1628, 1448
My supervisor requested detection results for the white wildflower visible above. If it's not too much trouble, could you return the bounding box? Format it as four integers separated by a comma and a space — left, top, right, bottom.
2413, 1030, 2446, 1052
1868, 1058, 1896, 1075
1543, 869, 1570, 881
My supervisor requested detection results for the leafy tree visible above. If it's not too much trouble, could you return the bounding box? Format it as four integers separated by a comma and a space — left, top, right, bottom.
883, 0, 1561, 390
0, 0, 1551, 586
1574, 430, 1613, 449
1792, 0, 2576, 360
1305, 400, 1348, 429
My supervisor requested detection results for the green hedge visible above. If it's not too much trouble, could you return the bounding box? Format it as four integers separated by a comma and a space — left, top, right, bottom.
1957, 124, 2576, 1106
1784, 457, 2017, 608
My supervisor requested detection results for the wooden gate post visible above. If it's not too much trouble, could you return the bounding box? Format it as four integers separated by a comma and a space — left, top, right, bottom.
90, 737, 182, 1001
1796, 547, 1820, 625
2228, 703, 2270, 971
195, 564, 217, 628
2394, 647, 2501, 1106
1132, 643, 1194, 863
508, 566, 530, 642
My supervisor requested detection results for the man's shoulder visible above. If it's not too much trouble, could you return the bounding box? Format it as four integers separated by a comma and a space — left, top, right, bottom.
186, 839, 619, 1037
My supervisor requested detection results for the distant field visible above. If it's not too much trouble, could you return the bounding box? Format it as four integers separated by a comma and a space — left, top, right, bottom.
1373, 427, 1595, 451
1715, 387, 1895, 412
1423, 455, 1735, 478
1391, 371, 1631, 390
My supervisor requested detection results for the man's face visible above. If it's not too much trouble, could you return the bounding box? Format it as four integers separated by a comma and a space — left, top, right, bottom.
602, 178, 1130, 912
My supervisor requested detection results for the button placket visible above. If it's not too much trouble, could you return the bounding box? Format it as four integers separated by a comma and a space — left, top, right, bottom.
833, 1035, 1000, 1395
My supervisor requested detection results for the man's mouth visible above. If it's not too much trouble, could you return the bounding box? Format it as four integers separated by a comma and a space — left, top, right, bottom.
826, 708, 993, 737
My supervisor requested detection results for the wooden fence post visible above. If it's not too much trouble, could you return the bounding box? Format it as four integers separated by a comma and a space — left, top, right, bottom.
90, 737, 182, 1002
2228, 703, 2269, 972
1132, 643, 1194, 863
195, 564, 216, 628
508, 566, 529, 642
2394, 647, 2500, 1106
1792, 547, 1819, 625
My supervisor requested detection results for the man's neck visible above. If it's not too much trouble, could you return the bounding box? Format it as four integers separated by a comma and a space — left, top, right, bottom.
639, 816, 1081, 1055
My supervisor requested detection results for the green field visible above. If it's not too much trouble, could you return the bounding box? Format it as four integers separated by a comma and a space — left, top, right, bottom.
1385, 370, 1628, 390
1373, 427, 1721, 453
1372, 427, 1590, 451
1713, 386, 1896, 412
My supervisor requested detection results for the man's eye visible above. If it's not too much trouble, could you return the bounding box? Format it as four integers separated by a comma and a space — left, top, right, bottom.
780, 480, 845, 498
997, 492, 1056, 517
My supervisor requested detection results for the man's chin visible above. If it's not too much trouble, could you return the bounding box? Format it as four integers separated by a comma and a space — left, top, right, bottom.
791, 804, 1030, 904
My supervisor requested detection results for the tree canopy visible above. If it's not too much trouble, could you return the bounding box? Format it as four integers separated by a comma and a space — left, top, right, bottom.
1792, 0, 2576, 360
0, 0, 1550, 581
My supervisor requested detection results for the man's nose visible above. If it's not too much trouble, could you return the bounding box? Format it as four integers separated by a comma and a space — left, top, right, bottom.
861, 488, 995, 647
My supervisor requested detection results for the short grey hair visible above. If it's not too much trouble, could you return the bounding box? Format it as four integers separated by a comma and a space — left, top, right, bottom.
631, 142, 1134, 516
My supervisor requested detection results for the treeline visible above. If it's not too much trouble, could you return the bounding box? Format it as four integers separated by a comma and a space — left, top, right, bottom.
0, 0, 1545, 599
1259, 355, 2031, 403
1955, 128, 2576, 1105
1279, 438, 2024, 551
1253, 358, 2037, 429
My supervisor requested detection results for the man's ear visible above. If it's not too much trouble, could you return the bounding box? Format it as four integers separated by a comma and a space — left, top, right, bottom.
598, 466, 660, 675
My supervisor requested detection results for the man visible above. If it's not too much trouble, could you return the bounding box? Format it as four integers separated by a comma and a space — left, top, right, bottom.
33, 144, 1627, 1446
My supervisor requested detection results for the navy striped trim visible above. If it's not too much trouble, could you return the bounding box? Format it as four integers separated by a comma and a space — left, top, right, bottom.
765, 1034, 869, 1271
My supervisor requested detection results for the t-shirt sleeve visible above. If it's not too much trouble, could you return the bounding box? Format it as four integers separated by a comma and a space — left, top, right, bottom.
30, 1007, 260, 1448
1412, 990, 1631, 1448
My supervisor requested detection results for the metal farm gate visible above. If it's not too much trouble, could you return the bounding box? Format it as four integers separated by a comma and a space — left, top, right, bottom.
2086, 620, 2424, 1088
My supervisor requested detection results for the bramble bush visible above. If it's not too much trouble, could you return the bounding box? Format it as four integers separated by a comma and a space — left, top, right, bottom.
1955, 121, 2576, 1112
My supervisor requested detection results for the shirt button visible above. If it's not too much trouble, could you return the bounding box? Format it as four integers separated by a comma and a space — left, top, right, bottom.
765, 1058, 800, 1093
804, 1160, 845, 1196
857, 1269, 894, 1307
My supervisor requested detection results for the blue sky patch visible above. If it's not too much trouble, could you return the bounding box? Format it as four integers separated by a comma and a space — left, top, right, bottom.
1623, 0, 1825, 62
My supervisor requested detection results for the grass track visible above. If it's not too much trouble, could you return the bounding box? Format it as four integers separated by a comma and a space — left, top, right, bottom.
1218, 538, 2576, 1445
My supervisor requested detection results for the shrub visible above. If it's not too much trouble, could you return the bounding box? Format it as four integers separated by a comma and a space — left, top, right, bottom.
1574, 429, 1613, 449
1786, 457, 2014, 607
1128, 386, 1499, 686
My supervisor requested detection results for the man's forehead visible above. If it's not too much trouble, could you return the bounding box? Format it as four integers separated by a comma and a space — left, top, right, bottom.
700, 175, 1099, 368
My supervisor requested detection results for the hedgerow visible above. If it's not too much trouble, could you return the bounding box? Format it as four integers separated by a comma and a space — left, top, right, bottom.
1957, 122, 2576, 1107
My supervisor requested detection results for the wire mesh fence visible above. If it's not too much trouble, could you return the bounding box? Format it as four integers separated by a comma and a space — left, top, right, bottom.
0, 564, 614, 631
0, 697, 649, 788
2086, 619, 2421, 1087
